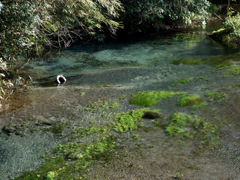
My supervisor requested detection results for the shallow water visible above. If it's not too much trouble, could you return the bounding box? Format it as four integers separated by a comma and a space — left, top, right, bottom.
2, 31, 240, 179
22, 32, 234, 86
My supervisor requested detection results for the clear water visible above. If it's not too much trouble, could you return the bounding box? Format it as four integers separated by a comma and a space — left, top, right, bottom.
23, 32, 233, 86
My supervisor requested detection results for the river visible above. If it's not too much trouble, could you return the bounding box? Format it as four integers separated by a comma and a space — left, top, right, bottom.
1, 30, 240, 179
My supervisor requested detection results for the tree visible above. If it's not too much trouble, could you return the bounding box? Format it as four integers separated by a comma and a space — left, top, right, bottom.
120, 0, 211, 33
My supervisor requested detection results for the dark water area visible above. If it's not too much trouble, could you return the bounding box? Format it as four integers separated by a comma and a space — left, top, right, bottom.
1, 29, 240, 179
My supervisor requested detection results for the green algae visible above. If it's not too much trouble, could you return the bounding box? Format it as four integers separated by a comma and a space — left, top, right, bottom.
165, 113, 218, 146
191, 102, 207, 110
129, 91, 180, 107
15, 108, 150, 180
174, 78, 193, 86
113, 108, 148, 133
171, 58, 200, 65
227, 66, 240, 75
178, 94, 202, 107
205, 90, 226, 102
172, 33, 199, 42
171, 52, 240, 67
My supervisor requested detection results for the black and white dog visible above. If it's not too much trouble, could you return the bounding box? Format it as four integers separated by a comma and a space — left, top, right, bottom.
56, 74, 67, 84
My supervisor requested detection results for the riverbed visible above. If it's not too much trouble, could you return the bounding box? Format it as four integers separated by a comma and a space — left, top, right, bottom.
1, 31, 240, 179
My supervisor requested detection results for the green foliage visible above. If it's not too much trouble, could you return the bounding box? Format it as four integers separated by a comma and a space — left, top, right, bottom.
0, 0, 123, 61
0, 58, 14, 101
120, 0, 211, 33
224, 11, 240, 39
129, 91, 179, 107
191, 103, 207, 110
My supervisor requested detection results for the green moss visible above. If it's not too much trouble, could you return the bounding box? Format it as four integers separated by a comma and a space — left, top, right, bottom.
109, 102, 118, 109
205, 91, 226, 101
171, 58, 201, 65
227, 66, 240, 75
165, 113, 218, 146
165, 113, 189, 136
46, 171, 58, 180
85, 99, 118, 113
178, 94, 202, 107
171, 52, 240, 67
191, 103, 207, 110
80, 92, 85, 96
201, 55, 232, 66
50, 122, 67, 134
113, 108, 148, 133
174, 78, 192, 85
129, 91, 180, 107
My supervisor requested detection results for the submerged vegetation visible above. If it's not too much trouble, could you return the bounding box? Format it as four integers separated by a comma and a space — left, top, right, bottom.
178, 94, 202, 107
14, 108, 159, 179
165, 113, 218, 147
129, 91, 180, 107
129, 90, 204, 108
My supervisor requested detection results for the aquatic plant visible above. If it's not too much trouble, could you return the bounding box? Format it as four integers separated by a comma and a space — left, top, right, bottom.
15, 108, 150, 179
227, 66, 240, 75
191, 103, 207, 110
174, 78, 193, 86
172, 33, 199, 42
165, 113, 219, 146
205, 91, 226, 101
113, 108, 148, 133
171, 53, 240, 67
171, 58, 201, 65
165, 113, 189, 136
178, 94, 202, 107
129, 90, 179, 107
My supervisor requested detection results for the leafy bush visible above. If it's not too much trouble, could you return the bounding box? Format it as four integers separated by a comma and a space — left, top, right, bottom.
120, 0, 211, 33
0, 0, 123, 61
224, 11, 240, 38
